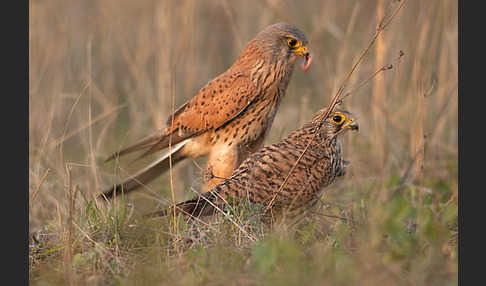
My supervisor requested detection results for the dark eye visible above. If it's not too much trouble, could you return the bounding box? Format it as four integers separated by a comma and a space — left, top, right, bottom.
287, 38, 298, 48
333, 115, 344, 123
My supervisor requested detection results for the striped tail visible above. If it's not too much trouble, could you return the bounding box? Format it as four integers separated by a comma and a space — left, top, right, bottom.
146, 192, 220, 218
98, 140, 188, 199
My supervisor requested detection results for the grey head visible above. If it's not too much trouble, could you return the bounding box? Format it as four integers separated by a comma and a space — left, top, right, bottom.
251, 22, 312, 70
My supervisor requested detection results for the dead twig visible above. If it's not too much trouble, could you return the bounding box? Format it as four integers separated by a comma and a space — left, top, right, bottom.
30, 168, 50, 212
50, 103, 127, 150
339, 50, 404, 102
64, 164, 74, 285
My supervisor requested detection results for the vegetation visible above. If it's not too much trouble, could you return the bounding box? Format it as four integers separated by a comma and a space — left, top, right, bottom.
29, 0, 457, 285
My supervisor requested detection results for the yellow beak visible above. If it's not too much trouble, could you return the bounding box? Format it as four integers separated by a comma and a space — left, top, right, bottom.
294, 45, 309, 57
341, 118, 359, 131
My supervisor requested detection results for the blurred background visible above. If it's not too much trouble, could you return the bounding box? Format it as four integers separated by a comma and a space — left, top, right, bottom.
29, 0, 457, 284
29, 0, 457, 229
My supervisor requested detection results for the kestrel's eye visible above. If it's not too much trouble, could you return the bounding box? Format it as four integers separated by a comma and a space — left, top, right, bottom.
332, 114, 345, 124
287, 38, 299, 48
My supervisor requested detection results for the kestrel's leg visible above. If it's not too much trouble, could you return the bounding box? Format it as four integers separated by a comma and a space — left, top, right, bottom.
205, 145, 240, 191
241, 133, 266, 158
204, 133, 266, 191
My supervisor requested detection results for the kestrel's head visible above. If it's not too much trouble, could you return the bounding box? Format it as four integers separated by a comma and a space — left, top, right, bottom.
312, 108, 359, 139
249, 22, 312, 71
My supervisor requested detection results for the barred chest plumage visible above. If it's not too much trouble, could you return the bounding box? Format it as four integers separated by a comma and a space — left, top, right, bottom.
321, 139, 343, 187
292, 137, 343, 198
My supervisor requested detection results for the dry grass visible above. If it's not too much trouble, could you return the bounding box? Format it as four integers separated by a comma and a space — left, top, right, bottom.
29, 0, 457, 285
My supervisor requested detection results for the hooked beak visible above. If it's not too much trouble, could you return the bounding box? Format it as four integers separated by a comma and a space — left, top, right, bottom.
341, 118, 359, 131
294, 45, 312, 72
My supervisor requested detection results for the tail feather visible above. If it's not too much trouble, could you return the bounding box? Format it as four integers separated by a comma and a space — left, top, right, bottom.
131, 134, 180, 163
99, 140, 188, 199
146, 192, 219, 218
105, 129, 190, 163
105, 133, 163, 162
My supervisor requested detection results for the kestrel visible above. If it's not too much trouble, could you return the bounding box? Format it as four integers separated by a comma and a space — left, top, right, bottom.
100, 23, 312, 199
150, 107, 359, 220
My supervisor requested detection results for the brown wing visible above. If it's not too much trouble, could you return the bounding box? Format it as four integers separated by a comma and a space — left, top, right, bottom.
106, 71, 257, 161
138, 71, 258, 158
167, 71, 257, 136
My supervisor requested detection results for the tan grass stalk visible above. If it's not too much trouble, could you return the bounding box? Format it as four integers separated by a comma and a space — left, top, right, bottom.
371, 0, 387, 174
409, 21, 430, 183
47, 103, 127, 151
87, 39, 101, 194
168, 74, 178, 238
30, 168, 50, 214
221, 0, 243, 51
64, 164, 74, 285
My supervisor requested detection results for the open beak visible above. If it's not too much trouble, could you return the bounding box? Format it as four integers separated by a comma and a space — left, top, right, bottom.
294, 45, 312, 72
342, 118, 359, 131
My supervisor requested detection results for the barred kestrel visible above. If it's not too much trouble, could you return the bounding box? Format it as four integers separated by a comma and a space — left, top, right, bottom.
150, 107, 359, 220
100, 23, 312, 199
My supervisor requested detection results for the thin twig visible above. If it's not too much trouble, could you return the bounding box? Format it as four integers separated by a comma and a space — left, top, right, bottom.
64, 164, 74, 285
50, 103, 127, 150
187, 189, 258, 242
87, 39, 101, 194
310, 211, 349, 222
396, 81, 457, 189
339, 50, 404, 102
30, 168, 50, 210
72, 221, 115, 258
221, 0, 243, 51
168, 65, 178, 237
437, 190, 458, 218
